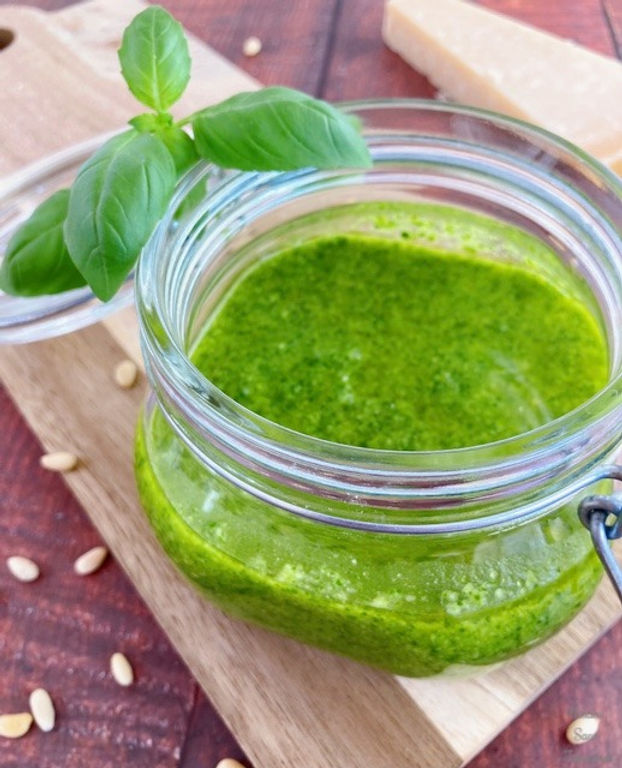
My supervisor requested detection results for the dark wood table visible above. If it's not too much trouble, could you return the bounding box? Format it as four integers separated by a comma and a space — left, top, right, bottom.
1, 1, 621, 766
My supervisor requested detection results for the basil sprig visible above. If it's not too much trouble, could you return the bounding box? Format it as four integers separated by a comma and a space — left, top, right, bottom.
0, 5, 371, 302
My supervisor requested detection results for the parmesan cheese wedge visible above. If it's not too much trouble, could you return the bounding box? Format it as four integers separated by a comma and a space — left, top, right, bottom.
383, 0, 622, 174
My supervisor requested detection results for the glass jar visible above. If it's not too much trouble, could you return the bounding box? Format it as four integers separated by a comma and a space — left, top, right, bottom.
133, 101, 622, 677
0, 134, 134, 344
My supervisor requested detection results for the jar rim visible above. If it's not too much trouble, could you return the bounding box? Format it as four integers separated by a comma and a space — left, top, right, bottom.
138, 98, 622, 532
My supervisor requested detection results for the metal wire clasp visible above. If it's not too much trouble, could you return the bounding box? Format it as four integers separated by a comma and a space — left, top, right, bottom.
579, 480, 622, 604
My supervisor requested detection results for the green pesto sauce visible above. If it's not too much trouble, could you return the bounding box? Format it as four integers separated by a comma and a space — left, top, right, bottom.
193, 234, 607, 450
135, 204, 608, 676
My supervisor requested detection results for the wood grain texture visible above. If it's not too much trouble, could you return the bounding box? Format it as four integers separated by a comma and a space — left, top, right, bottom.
0, 0, 257, 174
468, 621, 622, 768
321, 0, 437, 100
178, 690, 247, 768
0, 0, 339, 94
0, 387, 198, 768
603, 0, 622, 57
1, 1, 621, 767
154, 0, 340, 96
477, 0, 619, 54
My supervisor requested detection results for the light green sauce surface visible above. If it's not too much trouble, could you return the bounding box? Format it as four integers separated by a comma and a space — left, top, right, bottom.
194, 233, 607, 449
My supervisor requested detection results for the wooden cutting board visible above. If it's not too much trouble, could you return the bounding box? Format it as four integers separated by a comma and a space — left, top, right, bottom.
0, 2, 620, 766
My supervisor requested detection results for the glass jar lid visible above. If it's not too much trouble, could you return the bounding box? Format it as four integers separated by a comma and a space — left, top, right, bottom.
0, 134, 133, 344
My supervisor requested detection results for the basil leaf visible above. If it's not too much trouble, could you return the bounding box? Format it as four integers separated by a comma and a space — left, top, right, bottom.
118, 6, 191, 113
129, 112, 173, 133
0, 189, 86, 296
158, 125, 198, 177
191, 87, 371, 171
64, 130, 177, 302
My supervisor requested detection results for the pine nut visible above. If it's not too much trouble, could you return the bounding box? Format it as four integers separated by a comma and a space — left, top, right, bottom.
40, 451, 78, 472
74, 546, 108, 576
6, 555, 40, 583
566, 714, 600, 745
29, 688, 55, 732
0, 713, 33, 739
114, 359, 138, 389
242, 36, 262, 57
110, 652, 134, 686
